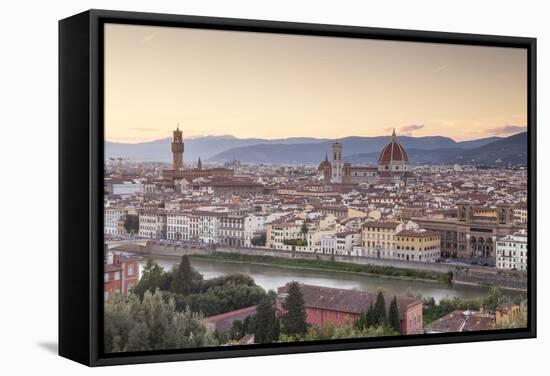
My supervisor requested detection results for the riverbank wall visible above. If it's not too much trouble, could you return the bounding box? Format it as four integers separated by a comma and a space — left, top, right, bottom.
115, 241, 456, 273
112, 241, 527, 291
453, 269, 527, 291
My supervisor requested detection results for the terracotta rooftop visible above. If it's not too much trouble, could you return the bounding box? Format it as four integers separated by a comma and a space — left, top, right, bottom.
277, 283, 422, 319
378, 131, 409, 164
425, 310, 495, 333
366, 220, 401, 229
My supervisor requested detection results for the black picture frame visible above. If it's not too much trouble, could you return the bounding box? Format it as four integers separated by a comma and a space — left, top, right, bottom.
59, 9, 537, 367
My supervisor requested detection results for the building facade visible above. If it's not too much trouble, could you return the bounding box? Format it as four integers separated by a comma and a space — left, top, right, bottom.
138, 210, 167, 239
414, 203, 525, 261
362, 220, 406, 259
167, 212, 190, 241
496, 230, 528, 270
395, 229, 441, 262
104, 207, 129, 235
266, 220, 305, 249
276, 284, 424, 335
104, 252, 139, 302
219, 215, 245, 247
320, 231, 361, 255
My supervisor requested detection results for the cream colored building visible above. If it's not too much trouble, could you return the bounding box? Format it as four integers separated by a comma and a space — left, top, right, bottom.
104, 207, 135, 235
362, 220, 417, 259
307, 228, 337, 252
266, 221, 304, 249
138, 210, 167, 239
514, 206, 528, 223
395, 229, 441, 262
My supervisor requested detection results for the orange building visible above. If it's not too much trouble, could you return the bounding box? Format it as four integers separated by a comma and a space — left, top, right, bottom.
103, 253, 139, 302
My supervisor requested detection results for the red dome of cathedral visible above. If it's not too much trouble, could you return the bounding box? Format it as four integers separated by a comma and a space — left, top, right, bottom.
378, 129, 409, 164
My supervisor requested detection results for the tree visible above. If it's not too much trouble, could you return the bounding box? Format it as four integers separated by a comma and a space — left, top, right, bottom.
183, 283, 266, 317
388, 296, 401, 333
104, 290, 217, 352
301, 222, 309, 235
282, 239, 308, 247
354, 311, 368, 331
366, 303, 375, 328
132, 258, 166, 299
281, 282, 308, 337
254, 291, 280, 344
373, 291, 387, 326
125, 323, 150, 352
482, 287, 506, 310
281, 321, 399, 342
170, 255, 193, 296
123, 214, 139, 235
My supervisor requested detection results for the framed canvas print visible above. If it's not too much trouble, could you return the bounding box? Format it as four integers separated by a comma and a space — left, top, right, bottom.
59, 9, 536, 366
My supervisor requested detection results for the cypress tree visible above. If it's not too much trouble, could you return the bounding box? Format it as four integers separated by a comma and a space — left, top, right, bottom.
170, 255, 193, 296
388, 296, 401, 333
254, 293, 279, 343
366, 302, 375, 328
354, 311, 368, 331
373, 291, 387, 326
281, 282, 308, 337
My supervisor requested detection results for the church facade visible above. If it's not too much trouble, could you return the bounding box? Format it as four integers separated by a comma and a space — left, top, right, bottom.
318, 129, 414, 185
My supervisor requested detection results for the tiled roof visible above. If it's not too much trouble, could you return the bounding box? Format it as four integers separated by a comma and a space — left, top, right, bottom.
206, 306, 257, 333
425, 310, 495, 333
278, 284, 422, 319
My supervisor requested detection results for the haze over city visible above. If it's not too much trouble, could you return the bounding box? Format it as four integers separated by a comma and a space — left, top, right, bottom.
104, 23, 527, 143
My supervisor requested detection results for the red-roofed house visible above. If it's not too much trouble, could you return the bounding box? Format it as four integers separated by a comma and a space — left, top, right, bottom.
276, 284, 423, 335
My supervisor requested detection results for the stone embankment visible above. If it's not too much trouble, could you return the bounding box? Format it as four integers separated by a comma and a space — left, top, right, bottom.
453, 268, 527, 291
112, 240, 527, 291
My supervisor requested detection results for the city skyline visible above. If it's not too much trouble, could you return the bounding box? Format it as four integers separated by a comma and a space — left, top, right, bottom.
104, 24, 527, 143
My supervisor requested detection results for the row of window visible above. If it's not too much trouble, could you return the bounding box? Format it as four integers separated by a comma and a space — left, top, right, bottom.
497, 250, 526, 257
497, 242, 527, 249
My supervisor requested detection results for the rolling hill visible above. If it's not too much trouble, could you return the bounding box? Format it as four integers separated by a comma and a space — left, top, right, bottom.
344, 133, 527, 166
104, 133, 521, 166
206, 135, 505, 165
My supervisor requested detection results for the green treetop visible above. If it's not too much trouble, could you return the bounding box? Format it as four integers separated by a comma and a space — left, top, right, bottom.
170, 255, 193, 296
281, 282, 308, 337
373, 291, 387, 326
388, 296, 401, 333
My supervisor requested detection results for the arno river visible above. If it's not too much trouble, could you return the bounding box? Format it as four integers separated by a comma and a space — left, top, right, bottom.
138, 255, 521, 302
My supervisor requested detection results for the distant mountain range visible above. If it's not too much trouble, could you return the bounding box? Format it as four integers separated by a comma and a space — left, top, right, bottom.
344, 132, 527, 166
105, 133, 527, 166
105, 135, 325, 163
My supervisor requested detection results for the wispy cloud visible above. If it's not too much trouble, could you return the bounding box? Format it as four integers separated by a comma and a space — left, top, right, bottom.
142, 32, 158, 44
433, 64, 448, 73
485, 125, 527, 136
399, 124, 424, 136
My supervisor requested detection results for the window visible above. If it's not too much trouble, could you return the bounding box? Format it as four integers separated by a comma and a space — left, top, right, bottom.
114, 271, 121, 280
128, 264, 134, 276
104, 273, 109, 282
